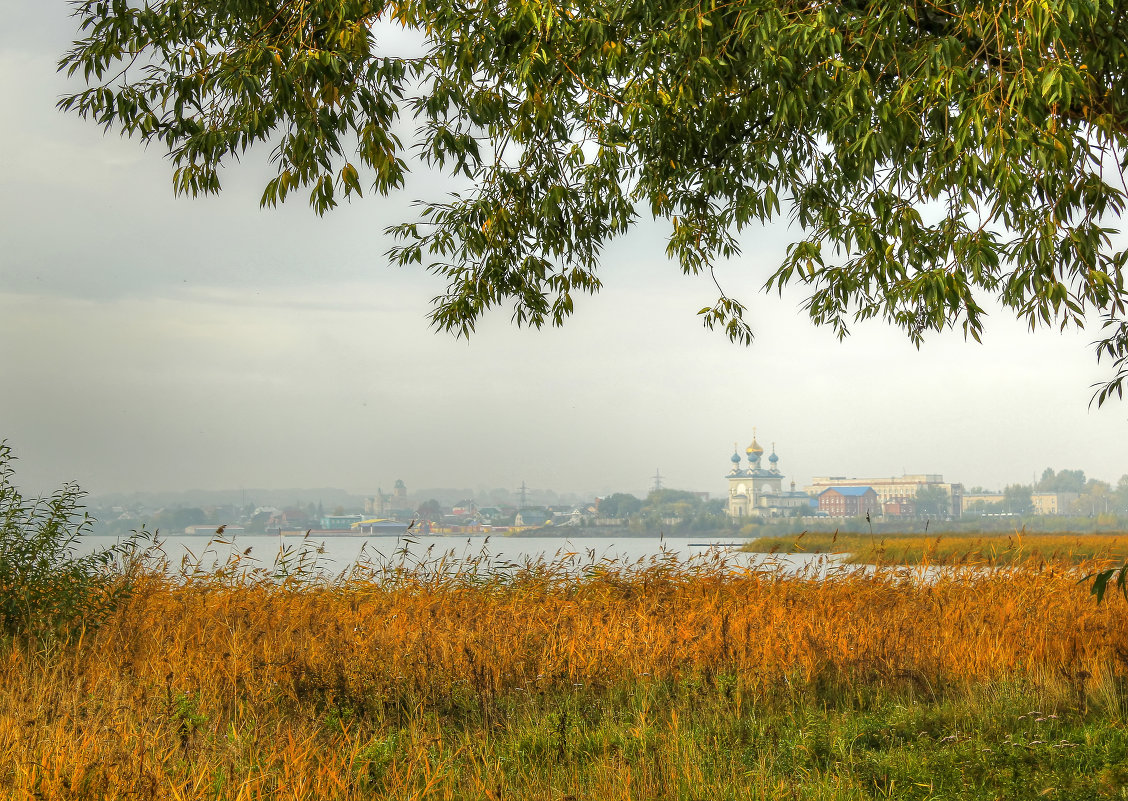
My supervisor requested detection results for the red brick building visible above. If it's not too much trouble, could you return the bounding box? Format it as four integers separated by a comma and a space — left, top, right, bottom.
883, 500, 914, 517
818, 486, 880, 518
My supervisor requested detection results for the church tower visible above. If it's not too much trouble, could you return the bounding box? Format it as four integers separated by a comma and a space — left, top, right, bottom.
726, 429, 785, 519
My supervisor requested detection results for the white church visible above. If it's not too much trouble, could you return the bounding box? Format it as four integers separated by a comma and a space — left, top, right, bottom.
726, 432, 813, 519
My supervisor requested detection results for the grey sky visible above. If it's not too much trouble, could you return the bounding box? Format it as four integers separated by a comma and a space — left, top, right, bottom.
1, 4, 1125, 499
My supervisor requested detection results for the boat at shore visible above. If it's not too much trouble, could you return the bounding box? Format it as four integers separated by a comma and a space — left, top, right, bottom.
276, 519, 412, 537
342, 518, 412, 536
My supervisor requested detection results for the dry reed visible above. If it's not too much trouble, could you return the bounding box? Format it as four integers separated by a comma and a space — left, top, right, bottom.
746, 531, 1128, 565
3, 548, 1128, 799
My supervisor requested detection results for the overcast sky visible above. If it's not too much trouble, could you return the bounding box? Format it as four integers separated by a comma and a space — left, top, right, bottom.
2, 4, 1126, 500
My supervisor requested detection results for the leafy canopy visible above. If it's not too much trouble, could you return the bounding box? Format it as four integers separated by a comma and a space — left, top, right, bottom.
59, 0, 1128, 400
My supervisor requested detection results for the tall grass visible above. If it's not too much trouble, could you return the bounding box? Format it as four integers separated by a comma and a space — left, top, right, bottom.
6, 442, 1127, 798
0, 441, 149, 643
3, 540, 1128, 799
745, 530, 1128, 565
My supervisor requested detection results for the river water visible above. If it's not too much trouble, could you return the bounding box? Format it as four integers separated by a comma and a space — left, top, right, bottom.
81, 532, 836, 577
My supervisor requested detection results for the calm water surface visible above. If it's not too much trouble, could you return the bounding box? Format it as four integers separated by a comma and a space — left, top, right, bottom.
83, 532, 838, 575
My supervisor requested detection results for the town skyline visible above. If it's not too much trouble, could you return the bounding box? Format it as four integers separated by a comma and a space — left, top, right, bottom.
80, 457, 1122, 512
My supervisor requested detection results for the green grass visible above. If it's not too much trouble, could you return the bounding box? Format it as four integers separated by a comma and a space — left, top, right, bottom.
17, 653, 1128, 799
312, 674, 1128, 800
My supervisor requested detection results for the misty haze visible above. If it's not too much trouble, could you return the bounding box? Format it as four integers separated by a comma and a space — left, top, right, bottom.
5, 1, 1128, 799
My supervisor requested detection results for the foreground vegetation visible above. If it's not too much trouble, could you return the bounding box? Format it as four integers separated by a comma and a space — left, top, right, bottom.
3, 540, 1128, 800
4, 443, 1128, 799
745, 530, 1128, 566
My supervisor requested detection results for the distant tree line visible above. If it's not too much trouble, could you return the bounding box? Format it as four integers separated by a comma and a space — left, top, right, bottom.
596, 490, 731, 533
965, 468, 1128, 518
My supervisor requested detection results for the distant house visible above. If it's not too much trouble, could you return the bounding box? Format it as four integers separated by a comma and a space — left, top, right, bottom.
1031, 492, 1080, 516
514, 509, 551, 527
882, 500, 914, 518
452, 500, 476, 516
562, 507, 593, 526
818, 487, 880, 518
477, 506, 503, 522
963, 493, 1005, 513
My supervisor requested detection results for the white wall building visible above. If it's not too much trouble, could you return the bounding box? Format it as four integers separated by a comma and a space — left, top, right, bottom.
726, 433, 813, 519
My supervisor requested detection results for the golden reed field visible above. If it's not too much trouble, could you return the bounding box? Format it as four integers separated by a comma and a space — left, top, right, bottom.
746, 531, 1128, 565
5, 551, 1128, 800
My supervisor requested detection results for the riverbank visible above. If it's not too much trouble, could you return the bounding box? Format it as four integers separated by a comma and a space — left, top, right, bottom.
744, 530, 1128, 565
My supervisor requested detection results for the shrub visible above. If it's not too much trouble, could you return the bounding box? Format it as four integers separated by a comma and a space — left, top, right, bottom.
0, 441, 141, 642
